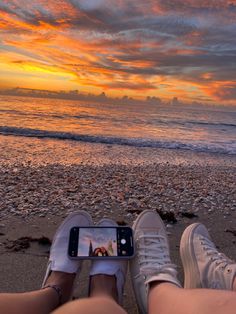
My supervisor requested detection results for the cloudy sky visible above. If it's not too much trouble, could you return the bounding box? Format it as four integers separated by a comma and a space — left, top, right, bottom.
0, 0, 236, 104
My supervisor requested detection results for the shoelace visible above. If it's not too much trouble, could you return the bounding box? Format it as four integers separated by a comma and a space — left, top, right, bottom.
200, 236, 233, 269
137, 233, 176, 275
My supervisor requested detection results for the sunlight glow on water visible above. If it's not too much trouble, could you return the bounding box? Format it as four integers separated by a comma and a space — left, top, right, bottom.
0, 95, 236, 155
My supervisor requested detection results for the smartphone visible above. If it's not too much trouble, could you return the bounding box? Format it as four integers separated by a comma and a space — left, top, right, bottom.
68, 226, 134, 259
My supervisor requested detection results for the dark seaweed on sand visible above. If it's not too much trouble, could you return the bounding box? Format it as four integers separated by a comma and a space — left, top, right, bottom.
4, 236, 51, 252
127, 209, 178, 223
178, 211, 198, 219
225, 229, 236, 237
157, 210, 177, 224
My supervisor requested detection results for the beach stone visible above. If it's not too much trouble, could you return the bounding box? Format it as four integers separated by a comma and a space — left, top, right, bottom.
0, 163, 235, 224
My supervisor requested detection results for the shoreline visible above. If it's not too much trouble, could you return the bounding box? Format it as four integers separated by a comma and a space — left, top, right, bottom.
1, 134, 236, 167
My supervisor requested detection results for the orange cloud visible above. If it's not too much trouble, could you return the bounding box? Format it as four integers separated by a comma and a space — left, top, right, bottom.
201, 81, 236, 102
0, 0, 235, 104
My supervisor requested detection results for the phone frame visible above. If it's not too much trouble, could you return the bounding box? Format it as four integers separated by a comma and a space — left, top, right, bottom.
68, 226, 134, 259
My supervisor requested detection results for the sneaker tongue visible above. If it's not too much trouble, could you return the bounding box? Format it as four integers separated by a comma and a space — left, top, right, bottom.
139, 230, 167, 250
138, 230, 159, 242
138, 231, 172, 271
142, 265, 177, 275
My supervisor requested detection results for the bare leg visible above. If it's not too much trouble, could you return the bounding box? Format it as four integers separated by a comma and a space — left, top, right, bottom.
0, 273, 126, 314
0, 271, 75, 314
0, 212, 94, 314
54, 274, 126, 314
149, 279, 236, 314
130, 211, 236, 314
89, 274, 119, 301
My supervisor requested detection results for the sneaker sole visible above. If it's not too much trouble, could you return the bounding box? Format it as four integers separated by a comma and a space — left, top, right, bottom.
180, 223, 202, 289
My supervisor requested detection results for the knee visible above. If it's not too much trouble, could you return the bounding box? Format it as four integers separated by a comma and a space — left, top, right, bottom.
53, 297, 126, 314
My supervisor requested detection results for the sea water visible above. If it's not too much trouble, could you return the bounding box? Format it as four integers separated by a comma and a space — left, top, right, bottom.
0, 95, 235, 155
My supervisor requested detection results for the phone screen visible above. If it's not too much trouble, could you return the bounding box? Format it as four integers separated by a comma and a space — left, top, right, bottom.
68, 227, 134, 258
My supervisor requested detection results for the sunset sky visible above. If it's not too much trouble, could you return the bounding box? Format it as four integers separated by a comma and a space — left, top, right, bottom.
0, 0, 236, 104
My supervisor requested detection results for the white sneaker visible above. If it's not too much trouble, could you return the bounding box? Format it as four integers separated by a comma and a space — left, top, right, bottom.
42, 211, 93, 287
89, 218, 127, 305
130, 210, 181, 314
180, 223, 236, 290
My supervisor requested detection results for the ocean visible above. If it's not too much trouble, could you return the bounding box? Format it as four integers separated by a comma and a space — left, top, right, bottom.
0, 95, 235, 156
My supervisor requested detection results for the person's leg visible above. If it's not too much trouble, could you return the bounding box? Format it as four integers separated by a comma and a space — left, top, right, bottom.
148, 281, 236, 314
53, 218, 128, 314
89, 218, 128, 305
148, 222, 236, 314
0, 272, 75, 314
129, 210, 181, 314
89, 274, 119, 301
53, 274, 126, 314
145, 222, 236, 314
0, 269, 127, 314
130, 210, 236, 314
0, 211, 93, 314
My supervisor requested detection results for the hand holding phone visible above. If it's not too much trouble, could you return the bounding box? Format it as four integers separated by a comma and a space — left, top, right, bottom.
68, 226, 134, 259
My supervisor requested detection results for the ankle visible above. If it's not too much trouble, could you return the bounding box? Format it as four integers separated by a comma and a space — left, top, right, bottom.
149, 281, 180, 305
44, 271, 75, 303
149, 281, 180, 292
89, 274, 118, 302
233, 276, 236, 291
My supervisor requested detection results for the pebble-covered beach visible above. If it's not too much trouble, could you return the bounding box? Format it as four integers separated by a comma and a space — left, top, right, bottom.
1, 162, 235, 223
0, 134, 236, 227
0, 137, 236, 313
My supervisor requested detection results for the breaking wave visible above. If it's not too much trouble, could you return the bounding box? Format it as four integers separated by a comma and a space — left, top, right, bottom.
0, 126, 235, 155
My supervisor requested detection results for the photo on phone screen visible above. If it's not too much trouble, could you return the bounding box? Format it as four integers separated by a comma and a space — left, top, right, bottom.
78, 227, 117, 257
68, 227, 134, 258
